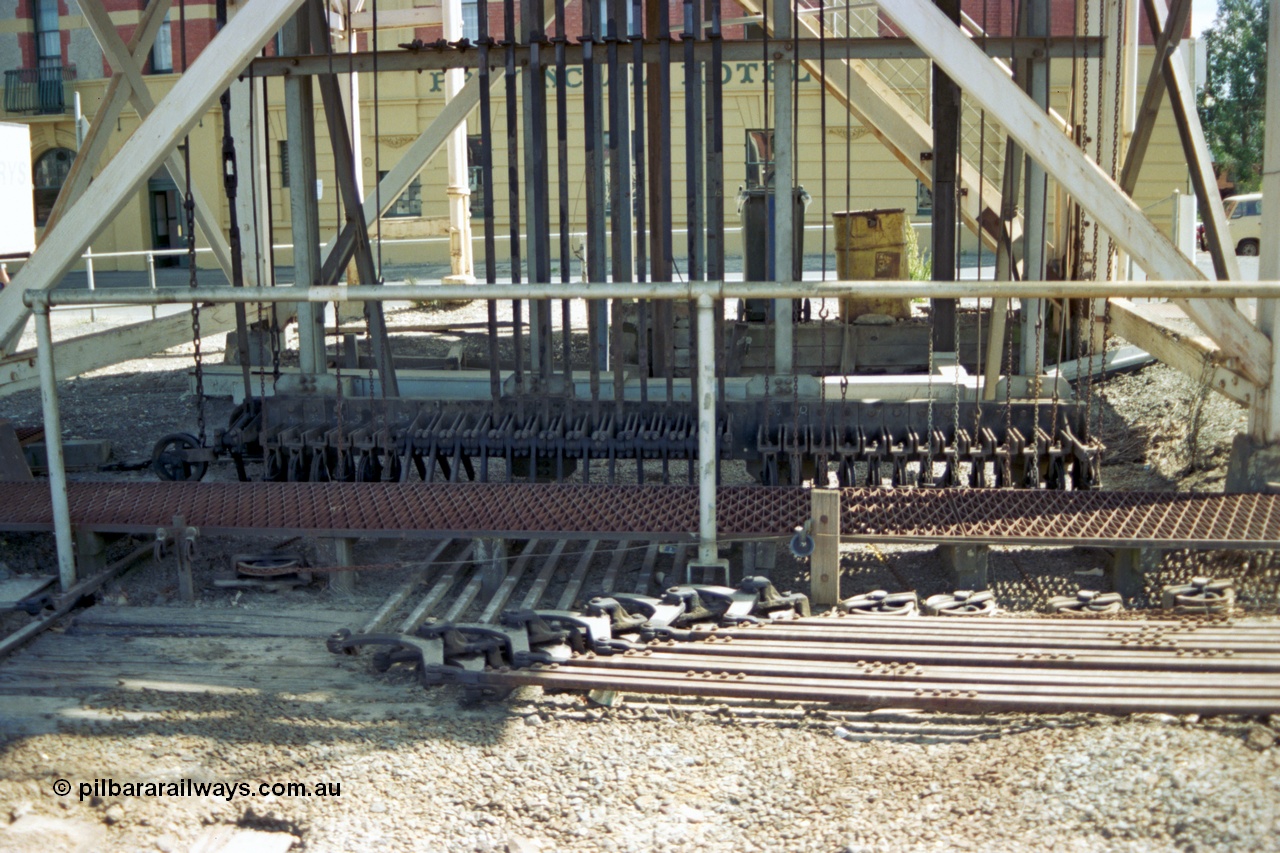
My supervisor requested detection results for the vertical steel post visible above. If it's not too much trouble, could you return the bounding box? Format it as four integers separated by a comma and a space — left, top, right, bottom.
696, 293, 718, 566
479, 0, 502, 404
147, 251, 158, 320
442, 0, 476, 283
523, 0, 553, 392
930, 0, 961, 354
1019, 0, 1049, 375
34, 303, 76, 592
1253, 0, 1280, 443
772, 0, 793, 375
85, 247, 96, 323
505, 0, 525, 398
282, 8, 326, 375
632, 0, 649, 403
555, 0, 574, 386
608, 0, 633, 415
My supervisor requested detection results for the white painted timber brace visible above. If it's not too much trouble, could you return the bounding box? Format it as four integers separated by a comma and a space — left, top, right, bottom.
78, 0, 236, 282
0, 0, 309, 355
876, 0, 1273, 388
42, 0, 173, 236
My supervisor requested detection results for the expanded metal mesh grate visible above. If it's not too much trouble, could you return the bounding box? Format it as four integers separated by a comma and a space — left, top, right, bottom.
0, 482, 1277, 548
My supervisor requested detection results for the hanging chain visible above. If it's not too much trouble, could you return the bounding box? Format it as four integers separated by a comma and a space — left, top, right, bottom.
184, 138, 205, 445
1096, 0, 1125, 442
925, 322, 935, 485
334, 302, 346, 479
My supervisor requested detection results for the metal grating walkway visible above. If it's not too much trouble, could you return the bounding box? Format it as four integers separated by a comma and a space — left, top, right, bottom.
0, 482, 1277, 548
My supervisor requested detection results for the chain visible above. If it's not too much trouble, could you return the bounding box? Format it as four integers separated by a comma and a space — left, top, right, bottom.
184, 139, 205, 445
334, 302, 346, 480
925, 323, 935, 485
951, 269, 961, 453
1096, 0, 1125, 445
257, 301, 266, 401
1032, 294, 1043, 395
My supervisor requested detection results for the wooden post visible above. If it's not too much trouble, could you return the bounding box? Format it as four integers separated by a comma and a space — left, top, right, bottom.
331, 538, 356, 593
810, 489, 841, 606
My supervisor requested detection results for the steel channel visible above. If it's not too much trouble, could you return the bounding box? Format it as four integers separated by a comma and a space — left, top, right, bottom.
478, 0, 501, 403
555, 0, 573, 387
248, 37, 1110, 77
523, 0, 553, 392
607, 0, 629, 419
583, 3, 606, 403
574, 653, 1280, 697
463, 667, 1280, 715
631, 0, 648, 405
504, 0, 524, 397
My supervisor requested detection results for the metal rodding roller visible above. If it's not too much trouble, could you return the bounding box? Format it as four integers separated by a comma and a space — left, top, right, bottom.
1161, 577, 1236, 614
837, 589, 919, 616
1047, 589, 1124, 615
923, 589, 997, 616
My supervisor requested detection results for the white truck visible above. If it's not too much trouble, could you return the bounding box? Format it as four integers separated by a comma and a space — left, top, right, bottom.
0, 122, 35, 259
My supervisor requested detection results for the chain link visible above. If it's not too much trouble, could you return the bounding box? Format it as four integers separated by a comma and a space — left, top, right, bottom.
334, 302, 346, 480
183, 136, 205, 445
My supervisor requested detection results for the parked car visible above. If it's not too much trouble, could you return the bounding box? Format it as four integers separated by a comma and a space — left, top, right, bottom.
1223, 192, 1262, 256
1196, 194, 1263, 255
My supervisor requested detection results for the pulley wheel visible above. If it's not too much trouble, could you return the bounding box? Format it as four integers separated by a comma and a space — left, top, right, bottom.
151, 433, 208, 482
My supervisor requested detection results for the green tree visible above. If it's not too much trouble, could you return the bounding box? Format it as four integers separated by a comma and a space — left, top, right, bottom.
1198, 0, 1269, 191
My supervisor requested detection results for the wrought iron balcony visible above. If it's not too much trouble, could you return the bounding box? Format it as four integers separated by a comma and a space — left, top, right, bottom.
4, 64, 77, 115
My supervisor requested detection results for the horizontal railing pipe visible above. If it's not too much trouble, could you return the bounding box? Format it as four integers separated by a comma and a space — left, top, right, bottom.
24, 280, 1280, 308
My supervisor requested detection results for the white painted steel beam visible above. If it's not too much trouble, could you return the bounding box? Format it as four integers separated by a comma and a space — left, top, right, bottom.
876, 0, 1272, 388
0, 0, 308, 356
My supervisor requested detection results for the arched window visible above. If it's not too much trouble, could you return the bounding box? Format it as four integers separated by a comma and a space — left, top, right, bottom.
33, 147, 74, 227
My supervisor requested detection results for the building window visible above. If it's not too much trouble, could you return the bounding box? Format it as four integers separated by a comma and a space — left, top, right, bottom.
596, 0, 635, 36
278, 140, 289, 188
33, 147, 74, 227
151, 13, 173, 73
378, 170, 422, 218
461, 0, 479, 40
745, 129, 773, 189
35, 0, 61, 67
467, 135, 485, 218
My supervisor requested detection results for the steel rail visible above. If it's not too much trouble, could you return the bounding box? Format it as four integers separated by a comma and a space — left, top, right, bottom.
804, 614, 1265, 631
25, 280, 1280, 308
569, 653, 1280, 697
621, 650, 1280, 688
698, 624, 1280, 650
648, 637, 1280, 672
460, 665, 1280, 715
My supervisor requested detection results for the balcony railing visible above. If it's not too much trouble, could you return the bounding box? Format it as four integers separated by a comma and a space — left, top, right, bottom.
4, 64, 77, 115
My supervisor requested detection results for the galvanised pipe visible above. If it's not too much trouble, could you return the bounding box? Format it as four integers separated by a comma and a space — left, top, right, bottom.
28, 280, 1280, 307
33, 303, 76, 591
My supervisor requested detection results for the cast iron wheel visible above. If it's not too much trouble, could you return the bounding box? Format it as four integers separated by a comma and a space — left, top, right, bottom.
151, 433, 208, 482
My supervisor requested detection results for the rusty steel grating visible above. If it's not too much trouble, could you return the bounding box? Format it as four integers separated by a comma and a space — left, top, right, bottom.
0, 482, 1276, 547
